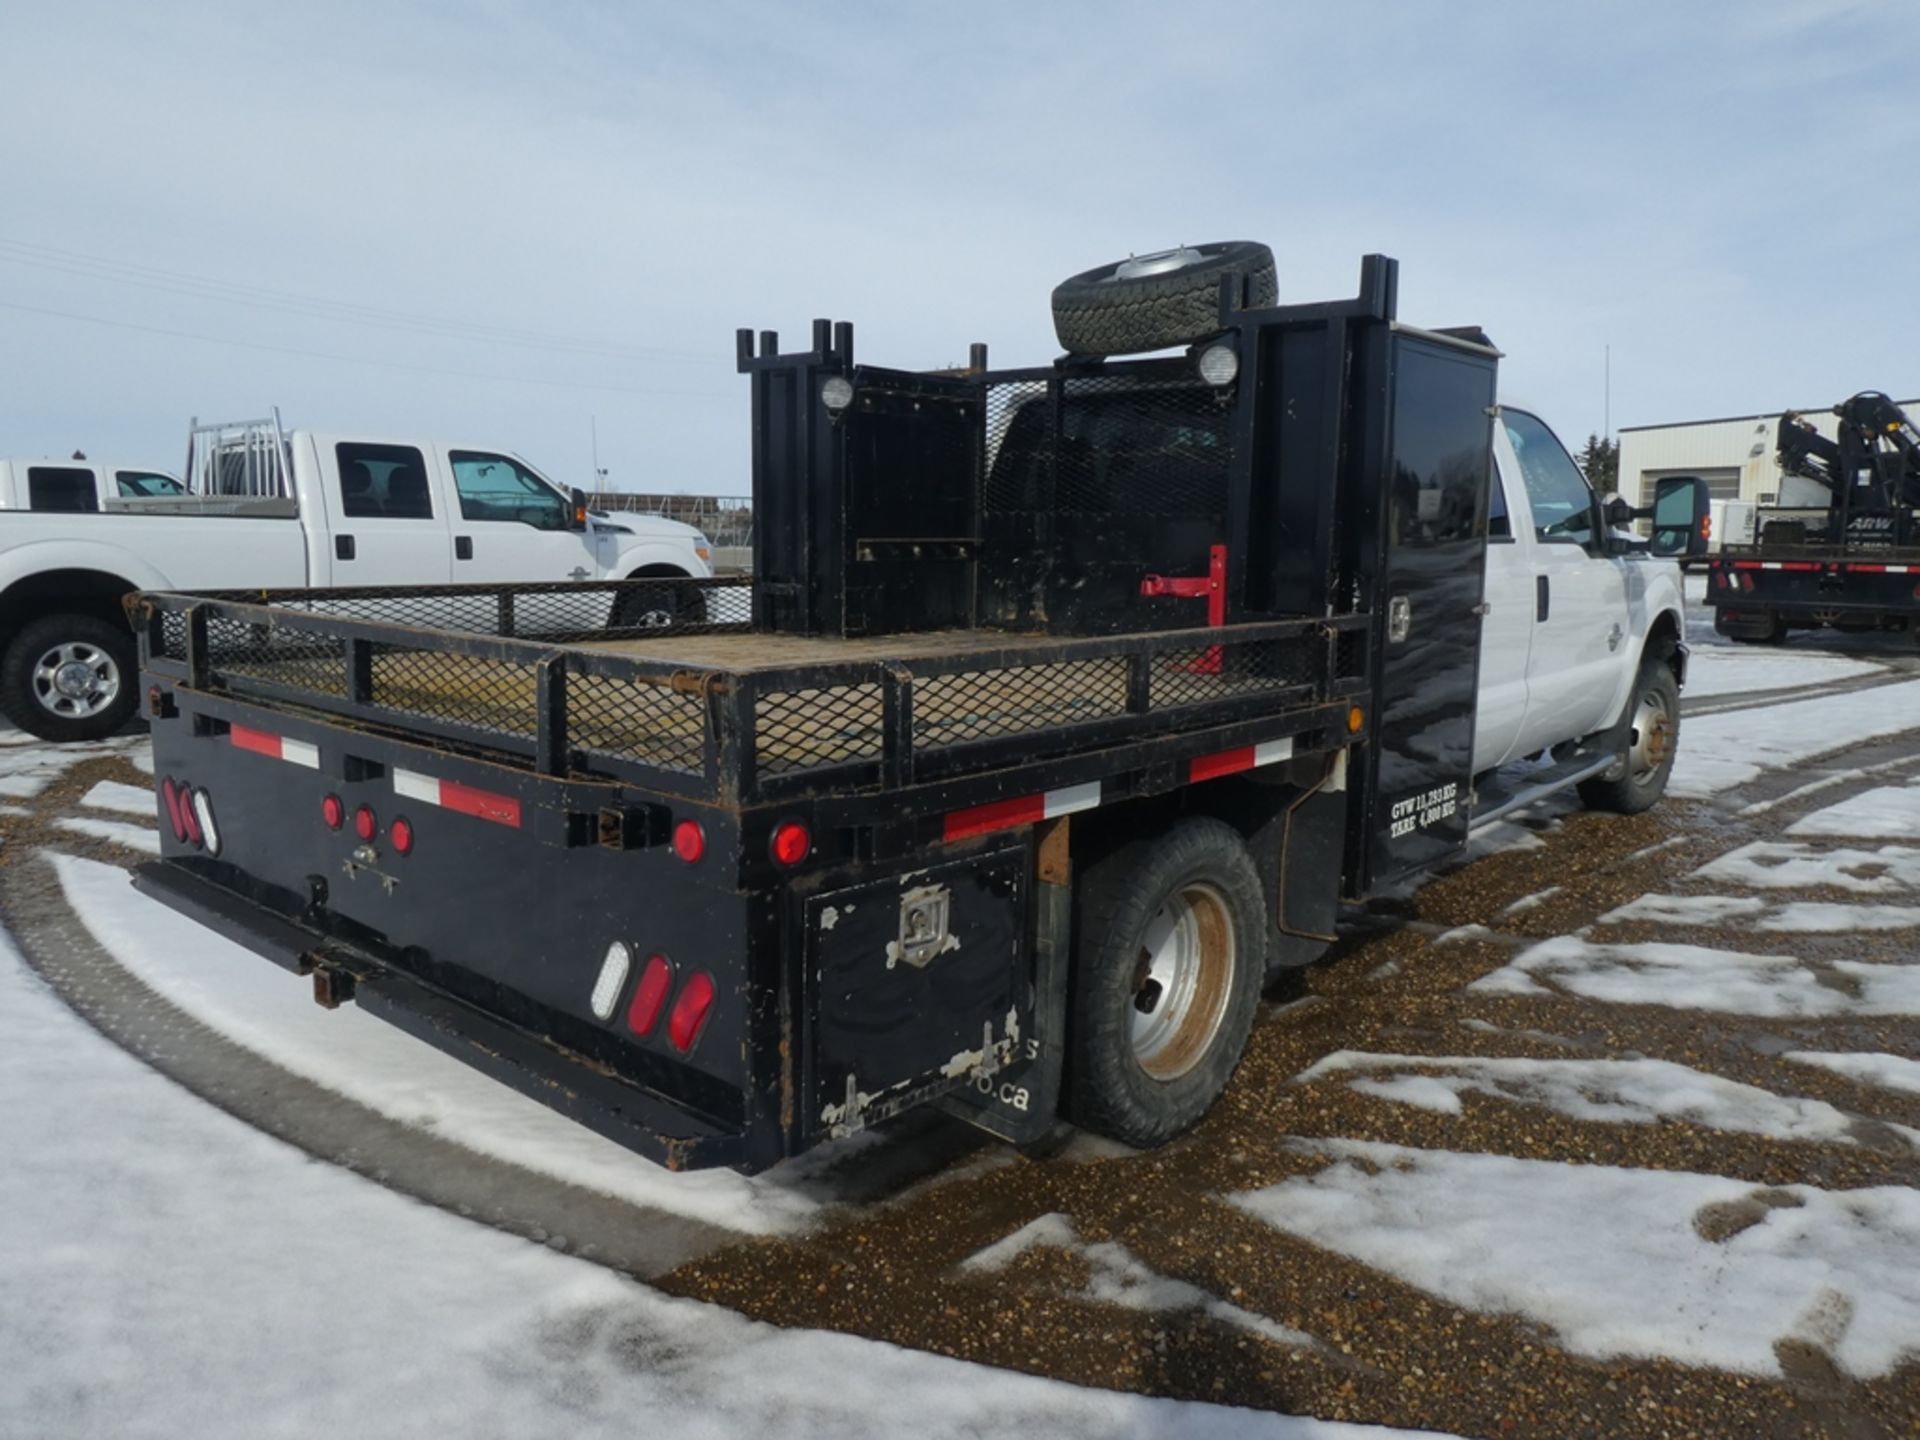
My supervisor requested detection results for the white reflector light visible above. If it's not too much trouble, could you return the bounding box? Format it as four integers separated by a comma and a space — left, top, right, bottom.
1198, 343, 1239, 387
820, 375, 855, 412
192, 789, 221, 856
590, 941, 632, 1021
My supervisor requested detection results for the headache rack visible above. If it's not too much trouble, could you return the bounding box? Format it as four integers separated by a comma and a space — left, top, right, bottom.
132, 576, 1370, 807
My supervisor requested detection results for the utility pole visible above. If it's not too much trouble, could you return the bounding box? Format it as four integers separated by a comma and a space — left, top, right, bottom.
1604, 344, 1611, 440
590, 415, 609, 493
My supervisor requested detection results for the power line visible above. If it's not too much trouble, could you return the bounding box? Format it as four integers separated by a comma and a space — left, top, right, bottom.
0, 235, 716, 363
0, 297, 737, 399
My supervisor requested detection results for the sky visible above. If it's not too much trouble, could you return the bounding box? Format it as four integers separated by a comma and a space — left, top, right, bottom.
2, 0, 1915, 494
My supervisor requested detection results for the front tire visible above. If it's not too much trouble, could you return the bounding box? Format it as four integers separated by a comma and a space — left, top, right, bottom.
1578, 653, 1680, 815
1064, 817, 1265, 1148
1, 613, 139, 743
609, 575, 703, 631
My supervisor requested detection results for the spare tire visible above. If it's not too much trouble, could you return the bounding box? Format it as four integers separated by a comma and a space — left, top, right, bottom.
1050, 241, 1276, 356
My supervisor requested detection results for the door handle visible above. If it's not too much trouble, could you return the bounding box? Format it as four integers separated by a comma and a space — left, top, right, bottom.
335, 534, 355, 561
1535, 574, 1549, 621
455, 536, 473, 560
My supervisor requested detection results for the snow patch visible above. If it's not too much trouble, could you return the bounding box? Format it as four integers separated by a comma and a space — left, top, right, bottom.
1669, 679, 1920, 798
1232, 1140, 1920, 1378
1599, 892, 1920, 932
1298, 1052, 1913, 1148
1692, 841, 1920, 895
80, 779, 159, 817
55, 816, 159, 856
1681, 649, 1881, 700
1469, 935, 1920, 1018
1785, 1051, 1920, 1098
1786, 785, 1920, 840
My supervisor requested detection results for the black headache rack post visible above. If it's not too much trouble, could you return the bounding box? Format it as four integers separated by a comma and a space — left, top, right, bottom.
128, 254, 1498, 1172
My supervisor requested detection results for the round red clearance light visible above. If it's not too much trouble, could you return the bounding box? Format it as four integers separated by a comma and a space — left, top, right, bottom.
354, 805, 377, 842
769, 820, 811, 868
321, 794, 345, 831
667, 971, 716, 1053
389, 816, 414, 856
671, 818, 705, 865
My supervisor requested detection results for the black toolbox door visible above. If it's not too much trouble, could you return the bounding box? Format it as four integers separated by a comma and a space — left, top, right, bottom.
1361, 332, 1497, 889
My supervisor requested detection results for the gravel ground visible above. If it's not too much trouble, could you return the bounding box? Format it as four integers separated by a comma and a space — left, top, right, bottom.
6, 671, 1920, 1439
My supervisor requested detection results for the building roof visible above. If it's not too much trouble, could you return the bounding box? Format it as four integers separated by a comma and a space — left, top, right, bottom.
1618, 399, 1920, 434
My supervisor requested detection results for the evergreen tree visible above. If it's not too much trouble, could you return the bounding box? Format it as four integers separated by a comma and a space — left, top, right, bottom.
1577, 433, 1620, 492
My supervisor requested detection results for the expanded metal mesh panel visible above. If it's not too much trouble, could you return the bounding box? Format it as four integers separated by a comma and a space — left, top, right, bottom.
1334, 626, 1367, 682
364, 645, 534, 738
1149, 636, 1317, 710
755, 685, 883, 774
913, 658, 1128, 748
196, 614, 350, 698
570, 673, 707, 773
980, 375, 1232, 519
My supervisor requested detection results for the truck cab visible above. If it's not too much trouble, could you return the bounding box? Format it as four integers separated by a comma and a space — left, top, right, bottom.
1476, 406, 1689, 787
0, 460, 186, 511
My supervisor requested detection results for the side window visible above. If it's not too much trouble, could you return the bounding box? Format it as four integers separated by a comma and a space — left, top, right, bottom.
1501, 409, 1593, 543
116, 470, 184, 497
335, 443, 433, 520
448, 451, 568, 531
1488, 464, 1511, 539
27, 467, 99, 513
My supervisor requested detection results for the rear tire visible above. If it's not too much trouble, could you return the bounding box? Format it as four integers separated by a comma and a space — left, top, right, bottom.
1578, 653, 1680, 815
1050, 241, 1276, 356
1064, 816, 1265, 1148
1, 613, 139, 743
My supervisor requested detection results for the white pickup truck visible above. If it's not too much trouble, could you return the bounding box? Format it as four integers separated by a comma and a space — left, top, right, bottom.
0, 459, 187, 511
0, 429, 713, 741
1476, 404, 1691, 813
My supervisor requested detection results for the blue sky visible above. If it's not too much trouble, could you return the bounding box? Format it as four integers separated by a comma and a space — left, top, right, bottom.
2, 0, 1914, 491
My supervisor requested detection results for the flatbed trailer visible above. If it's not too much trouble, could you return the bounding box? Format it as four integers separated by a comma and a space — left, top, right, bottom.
1708, 533, 1920, 640
131, 249, 1688, 1173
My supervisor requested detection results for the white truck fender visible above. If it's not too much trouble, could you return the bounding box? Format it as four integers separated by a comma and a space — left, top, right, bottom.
609, 538, 712, 579
0, 538, 173, 602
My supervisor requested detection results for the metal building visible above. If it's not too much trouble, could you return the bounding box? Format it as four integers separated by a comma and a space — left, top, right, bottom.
1620, 399, 1920, 509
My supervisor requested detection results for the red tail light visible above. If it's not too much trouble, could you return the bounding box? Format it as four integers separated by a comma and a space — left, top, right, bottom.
626, 953, 673, 1036
672, 819, 705, 864
179, 784, 203, 847
769, 820, 811, 868
322, 794, 345, 830
161, 778, 187, 842
668, 971, 716, 1052
354, 805, 377, 842
389, 816, 414, 855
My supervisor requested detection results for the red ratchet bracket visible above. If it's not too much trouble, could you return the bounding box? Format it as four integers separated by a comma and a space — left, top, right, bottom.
1140, 543, 1228, 673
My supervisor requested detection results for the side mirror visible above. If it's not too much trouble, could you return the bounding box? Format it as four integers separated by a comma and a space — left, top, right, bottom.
569, 486, 590, 530
1650, 475, 1711, 558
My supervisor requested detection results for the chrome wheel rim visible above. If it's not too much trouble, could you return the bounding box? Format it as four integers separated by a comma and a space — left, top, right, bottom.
1628, 684, 1674, 786
1129, 882, 1235, 1080
32, 641, 121, 719
1112, 246, 1205, 281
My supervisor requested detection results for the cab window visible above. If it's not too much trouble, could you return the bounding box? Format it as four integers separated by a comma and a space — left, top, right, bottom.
448, 451, 569, 530
336, 443, 433, 520
27, 467, 98, 513
116, 470, 184, 497
1501, 409, 1592, 543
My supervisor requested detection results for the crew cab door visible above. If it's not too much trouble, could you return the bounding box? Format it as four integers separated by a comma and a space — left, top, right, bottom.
1495, 409, 1629, 751
317, 440, 454, 586
444, 448, 599, 584
1472, 460, 1535, 771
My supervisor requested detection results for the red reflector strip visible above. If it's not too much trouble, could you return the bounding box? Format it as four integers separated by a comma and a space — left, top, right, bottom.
942, 781, 1101, 842
1848, 563, 1910, 573
392, 768, 521, 827
1189, 736, 1294, 783
230, 724, 320, 768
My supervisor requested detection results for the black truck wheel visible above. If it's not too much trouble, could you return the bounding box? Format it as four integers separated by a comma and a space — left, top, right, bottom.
1050, 241, 1277, 357
610, 576, 704, 630
1064, 817, 1265, 1147
1, 613, 139, 743
1578, 653, 1680, 815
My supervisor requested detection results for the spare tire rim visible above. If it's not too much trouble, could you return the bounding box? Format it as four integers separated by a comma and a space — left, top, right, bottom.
1628, 683, 1674, 785
1130, 881, 1235, 1081
1110, 247, 1206, 282
33, 641, 121, 719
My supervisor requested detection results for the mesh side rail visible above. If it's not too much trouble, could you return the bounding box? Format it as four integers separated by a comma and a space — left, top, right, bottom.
744, 618, 1352, 795
139, 594, 725, 785
172, 575, 755, 641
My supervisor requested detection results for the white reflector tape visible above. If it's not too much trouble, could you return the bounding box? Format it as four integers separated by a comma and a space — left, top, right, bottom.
1041, 781, 1102, 818
391, 767, 522, 827
393, 769, 440, 805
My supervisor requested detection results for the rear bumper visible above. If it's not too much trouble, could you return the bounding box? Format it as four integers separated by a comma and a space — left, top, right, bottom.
131, 859, 753, 1172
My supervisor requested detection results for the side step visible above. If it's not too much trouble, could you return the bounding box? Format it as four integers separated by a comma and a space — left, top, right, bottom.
1468, 750, 1615, 831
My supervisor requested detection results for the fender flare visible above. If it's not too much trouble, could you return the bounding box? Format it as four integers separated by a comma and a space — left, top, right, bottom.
612, 539, 708, 579
0, 540, 172, 610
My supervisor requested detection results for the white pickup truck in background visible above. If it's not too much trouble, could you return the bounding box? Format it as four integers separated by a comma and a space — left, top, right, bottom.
0, 423, 713, 741
0, 459, 187, 511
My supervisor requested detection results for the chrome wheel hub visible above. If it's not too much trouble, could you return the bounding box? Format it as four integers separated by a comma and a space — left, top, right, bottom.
33, 642, 120, 719
1129, 882, 1235, 1081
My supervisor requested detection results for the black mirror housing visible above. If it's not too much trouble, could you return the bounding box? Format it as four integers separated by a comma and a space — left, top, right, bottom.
1650, 475, 1712, 558
569, 486, 590, 530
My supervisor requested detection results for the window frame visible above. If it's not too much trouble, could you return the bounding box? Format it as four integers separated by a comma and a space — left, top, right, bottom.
446, 450, 571, 532
334, 442, 435, 521
1500, 407, 1597, 548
